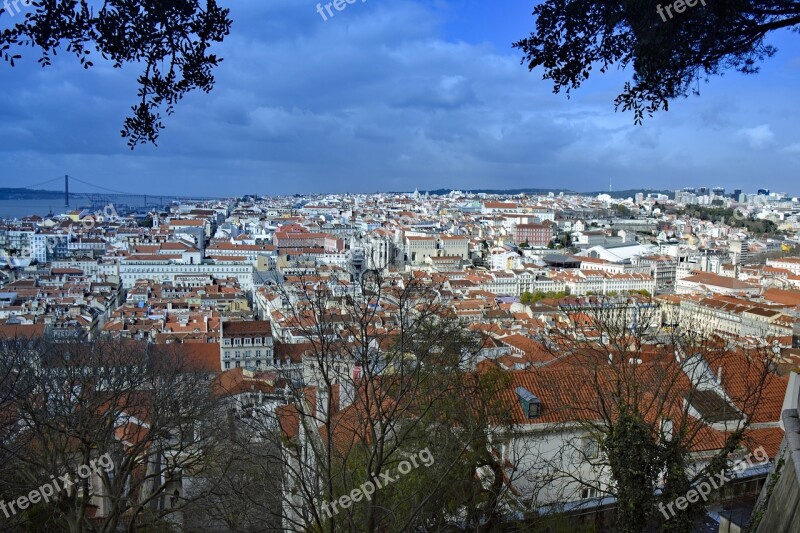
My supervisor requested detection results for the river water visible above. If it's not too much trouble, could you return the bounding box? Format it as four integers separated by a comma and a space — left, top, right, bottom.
0, 199, 88, 220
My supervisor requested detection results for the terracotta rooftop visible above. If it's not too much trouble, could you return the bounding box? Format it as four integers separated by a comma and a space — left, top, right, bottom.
222, 320, 272, 336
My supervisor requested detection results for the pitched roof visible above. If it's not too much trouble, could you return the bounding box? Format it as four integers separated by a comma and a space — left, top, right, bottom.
682, 272, 759, 290
0, 323, 46, 339
222, 320, 272, 336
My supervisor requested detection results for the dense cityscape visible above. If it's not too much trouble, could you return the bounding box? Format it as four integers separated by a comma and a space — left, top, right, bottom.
3, 0, 800, 531
0, 184, 798, 531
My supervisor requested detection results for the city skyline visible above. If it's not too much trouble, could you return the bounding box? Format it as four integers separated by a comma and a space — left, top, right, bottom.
4, 181, 800, 200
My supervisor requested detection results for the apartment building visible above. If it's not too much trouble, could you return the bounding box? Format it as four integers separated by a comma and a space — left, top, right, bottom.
767, 257, 800, 276
680, 296, 796, 339
220, 320, 275, 371
404, 235, 438, 264
439, 235, 469, 259
633, 254, 678, 291
206, 242, 277, 266
551, 270, 655, 296
514, 223, 552, 247
676, 272, 761, 296
120, 257, 254, 290
274, 231, 342, 252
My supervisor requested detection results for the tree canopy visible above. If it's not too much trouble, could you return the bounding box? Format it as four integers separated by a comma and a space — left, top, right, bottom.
0, 0, 231, 148
514, 0, 800, 123
680, 205, 780, 235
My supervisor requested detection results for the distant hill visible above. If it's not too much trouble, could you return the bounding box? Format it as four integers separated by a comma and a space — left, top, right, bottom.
0, 188, 63, 200
2, 186, 675, 201
420, 188, 675, 199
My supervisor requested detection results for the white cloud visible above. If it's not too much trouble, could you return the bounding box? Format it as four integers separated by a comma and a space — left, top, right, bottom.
738, 124, 775, 149
780, 142, 800, 155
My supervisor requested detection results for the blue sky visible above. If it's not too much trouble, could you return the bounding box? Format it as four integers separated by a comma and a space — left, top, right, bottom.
1, 0, 799, 197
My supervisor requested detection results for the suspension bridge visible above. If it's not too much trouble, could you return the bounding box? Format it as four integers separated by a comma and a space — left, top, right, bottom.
11, 175, 219, 212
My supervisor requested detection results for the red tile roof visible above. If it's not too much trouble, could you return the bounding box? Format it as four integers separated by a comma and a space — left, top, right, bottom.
222, 320, 272, 336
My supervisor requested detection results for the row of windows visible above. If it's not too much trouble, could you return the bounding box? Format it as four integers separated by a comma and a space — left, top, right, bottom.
223, 349, 273, 359
223, 360, 270, 369
223, 337, 270, 347
122, 266, 250, 273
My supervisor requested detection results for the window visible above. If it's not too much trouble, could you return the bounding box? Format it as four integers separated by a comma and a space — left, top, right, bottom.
234, 338, 241, 346
235, 361, 240, 368
582, 438, 600, 459
224, 362, 230, 369
580, 487, 597, 499
223, 339, 231, 347
235, 351, 241, 358
256, 350, 261, 357
244, 338, 251, 346
516, 387, 541, 419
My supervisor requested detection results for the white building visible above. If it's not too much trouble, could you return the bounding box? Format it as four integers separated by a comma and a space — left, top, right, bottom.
120, 258, 254, 290
220, 320, 275, 371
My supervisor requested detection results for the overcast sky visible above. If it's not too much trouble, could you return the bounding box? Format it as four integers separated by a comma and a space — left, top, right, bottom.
1, 0, 799, 197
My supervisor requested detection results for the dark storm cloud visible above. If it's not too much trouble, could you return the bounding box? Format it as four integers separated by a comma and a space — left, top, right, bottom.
1, 0, 799, 196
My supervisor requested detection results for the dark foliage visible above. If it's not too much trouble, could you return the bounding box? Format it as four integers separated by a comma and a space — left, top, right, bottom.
515, 0, 800, 122
1, 0, 231, 147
